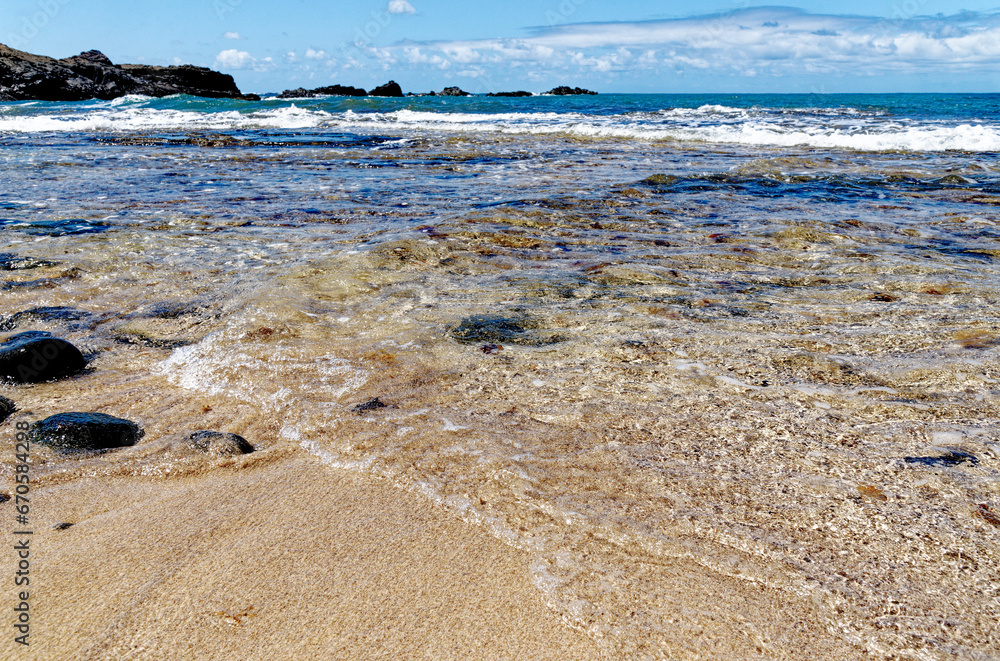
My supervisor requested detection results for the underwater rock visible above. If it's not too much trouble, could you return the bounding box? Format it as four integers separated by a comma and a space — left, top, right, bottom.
0, 306, 89, 331
0, 395, 14, 423
450, 314, 562, 346
0, 253, 57, 270
186, 430, 254, 456
904, 450, 978, 467
28, 412, 143, 451
0, 332, 86, 383
352, 397, 387, 413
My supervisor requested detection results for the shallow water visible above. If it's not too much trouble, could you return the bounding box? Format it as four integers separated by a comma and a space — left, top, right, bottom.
2, 94, 1000, 659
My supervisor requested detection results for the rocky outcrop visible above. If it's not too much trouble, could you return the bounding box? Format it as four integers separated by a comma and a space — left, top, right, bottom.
278, 84, 367, 98
545, 86, 597, 95
487, 90, 532, 97
439, 86, 470, 96
0, 43, 252, 101
369, 80, 403, 97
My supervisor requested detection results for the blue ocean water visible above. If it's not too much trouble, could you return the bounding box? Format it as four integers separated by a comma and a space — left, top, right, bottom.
2, 92, 1000, 658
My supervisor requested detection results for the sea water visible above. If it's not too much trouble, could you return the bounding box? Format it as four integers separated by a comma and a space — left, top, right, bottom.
2, 93, 999, 658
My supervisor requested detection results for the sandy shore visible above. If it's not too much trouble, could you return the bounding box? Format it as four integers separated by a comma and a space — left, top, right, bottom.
3, 451, 599, 660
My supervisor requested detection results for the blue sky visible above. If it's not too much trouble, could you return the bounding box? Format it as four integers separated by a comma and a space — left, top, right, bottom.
3, 1, 1000, 93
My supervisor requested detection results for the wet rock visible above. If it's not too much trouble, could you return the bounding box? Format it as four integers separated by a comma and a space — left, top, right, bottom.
0, 332, 86, 383
185, 430, 254, 456
352, 397, 387, 413
450, 314, 563, 346
0, 306, 89, 331
0, 395, 14, 423
0, 253, 57, 270
904, 450, 978, 467
369, 80, 403, 97
28, 412, 143, 451
439, 86, 471, 96
545, 86, 597, 95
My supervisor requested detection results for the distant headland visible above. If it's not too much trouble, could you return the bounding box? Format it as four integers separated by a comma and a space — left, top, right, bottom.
0, 44, 596, 101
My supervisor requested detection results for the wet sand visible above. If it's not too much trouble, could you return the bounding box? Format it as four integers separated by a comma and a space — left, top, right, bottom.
11, 452, 598, 660
5, 448, 868, 660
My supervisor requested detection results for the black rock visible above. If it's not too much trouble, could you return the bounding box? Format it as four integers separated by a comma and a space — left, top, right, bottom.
352, 397, 387, 413
0, 332, 86, 383
28, 412, 143, 451
904, 450, 978, 467
186, 430, 254, 456
0, 306, 89, 332
0, 253, 58, 270
0, 395, 14, 423
369, 80, 403, 97
545, 86, 597, 95
0, 43, 248, 101
487, 91, 532, 97
439, 86, 470, 97
277, 84, 366, 98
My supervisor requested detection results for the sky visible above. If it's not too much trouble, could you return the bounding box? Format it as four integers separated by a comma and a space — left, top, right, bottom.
3, 0, 1000, 94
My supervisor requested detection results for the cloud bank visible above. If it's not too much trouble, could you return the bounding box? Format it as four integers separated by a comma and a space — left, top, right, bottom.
349, 7, 1000, 81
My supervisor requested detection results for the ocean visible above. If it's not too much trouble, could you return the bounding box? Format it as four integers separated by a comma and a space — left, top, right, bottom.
2, 92, 999, 658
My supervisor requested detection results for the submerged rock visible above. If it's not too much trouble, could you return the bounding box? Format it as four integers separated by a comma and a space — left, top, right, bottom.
0, 332, 86, 383
369, 80, 403, 97
450, 314, 562, 346
352, 397, 387, 413
904, 450, 978, 467
0, 306, 89, 331
28, 412, 143, 451
186, 430, 253, 456
0, 395, 14, 423
0, 253, 58, 270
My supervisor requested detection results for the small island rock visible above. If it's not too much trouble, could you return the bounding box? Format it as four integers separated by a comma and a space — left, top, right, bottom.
369, 80, 403, 97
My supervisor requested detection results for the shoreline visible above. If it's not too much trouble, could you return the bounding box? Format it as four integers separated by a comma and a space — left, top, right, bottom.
7, 450, 600, 659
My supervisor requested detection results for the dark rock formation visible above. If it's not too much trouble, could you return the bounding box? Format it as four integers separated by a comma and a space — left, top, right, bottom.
0, 253, 57, 270
0, 395, 14, 423
352, 397, 387, 413
186, 430, 254, 456
487, 91, 532, 97
0, 43, 251, 101
0, 306, 89, 332
28, 412, 143, 451
545, 86, 597, 95
369, 80, 403, 97
0, 332, 86, 383
439, 86, 470, 96
278, 84, 367, 98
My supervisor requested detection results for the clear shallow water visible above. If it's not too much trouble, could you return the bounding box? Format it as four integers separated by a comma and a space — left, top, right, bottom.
2, 93, 1000, 659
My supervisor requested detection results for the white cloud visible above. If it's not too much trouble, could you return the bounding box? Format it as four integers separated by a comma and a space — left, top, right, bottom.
223, 31, 242, 40
388, 0, 416, 15
214, 49, 275, 72
305, 48, 328, 60
357, 8, 1000, 81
